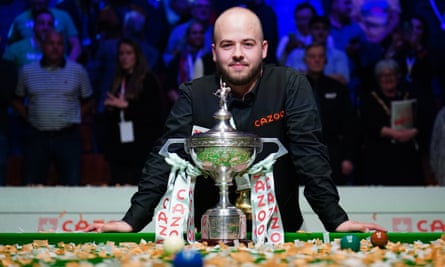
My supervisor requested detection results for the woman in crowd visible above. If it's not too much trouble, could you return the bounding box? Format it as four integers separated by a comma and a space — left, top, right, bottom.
358, 58, 425, 186
103, 38, 166, 185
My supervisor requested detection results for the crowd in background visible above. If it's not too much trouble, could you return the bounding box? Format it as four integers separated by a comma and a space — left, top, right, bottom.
0, 0, 445, 187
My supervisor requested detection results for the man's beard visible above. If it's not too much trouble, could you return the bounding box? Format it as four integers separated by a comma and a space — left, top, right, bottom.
217, 61, 262, 86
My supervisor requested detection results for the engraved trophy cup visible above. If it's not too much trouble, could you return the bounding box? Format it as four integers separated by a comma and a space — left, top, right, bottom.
185, 82, 262, 245
159, 81, 287, 245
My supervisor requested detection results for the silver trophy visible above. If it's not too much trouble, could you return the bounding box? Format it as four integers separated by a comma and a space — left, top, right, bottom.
159, 81, 286, 245
185, 82, 262, 245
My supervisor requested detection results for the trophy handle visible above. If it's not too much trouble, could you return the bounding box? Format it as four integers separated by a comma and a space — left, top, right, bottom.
260, 138, 288, 159
158, 138, 186, 157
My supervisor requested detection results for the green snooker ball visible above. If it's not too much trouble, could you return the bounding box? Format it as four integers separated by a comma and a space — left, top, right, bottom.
340, 234, 361, 252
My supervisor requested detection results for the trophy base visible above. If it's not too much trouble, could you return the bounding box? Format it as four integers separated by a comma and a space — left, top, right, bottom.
200, 206, 247, 245
199, 238, 251, 246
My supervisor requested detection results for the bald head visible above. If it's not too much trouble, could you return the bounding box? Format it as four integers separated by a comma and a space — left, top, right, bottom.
213, 7, 264, 43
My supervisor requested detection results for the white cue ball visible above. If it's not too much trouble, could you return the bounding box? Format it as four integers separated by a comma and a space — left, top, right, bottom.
163, 235, 185, 254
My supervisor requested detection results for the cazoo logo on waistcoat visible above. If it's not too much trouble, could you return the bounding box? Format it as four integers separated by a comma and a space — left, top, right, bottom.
254, 110, 285, 127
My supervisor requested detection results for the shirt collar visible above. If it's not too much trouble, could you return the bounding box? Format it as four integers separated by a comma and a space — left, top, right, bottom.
227, 81, 258, 108
40, 57, 66, 69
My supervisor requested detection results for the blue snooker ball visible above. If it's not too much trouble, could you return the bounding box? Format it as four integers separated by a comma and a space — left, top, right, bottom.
173, 249, 203, 267
340, 234, 361, 252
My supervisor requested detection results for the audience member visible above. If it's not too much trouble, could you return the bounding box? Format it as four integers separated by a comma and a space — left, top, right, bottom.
88, 6, 162, 154
146, 0, 191, 54
165, 21, 207, 106
56, 0, 104, 45
286, 16, 350, 85
0, 57, 18, 186
411, 1, 445, 109
267, 0, 326, 41
121, 6, 160, 71
245, 0, 279, 64
163, 0, 214, 66
86, 6, 123, 153
103, 38, 165, 185
351, 0, 401, 44
55, 0, 105, 65
103, 0, 160, 47
1, 7, 50, 165
430, 106, 445, 186
382, 25, 404, 59
3, 9, 54, 68
7, 0, 81, 61
11, 31, 93, 185
328, 0, 367, 51
327, 0, 384, 105
304, 43, 358, 185
88, 6, 121, 115
392, 16, 437, 165
192, 52, 216, 79
358, 59, 425, 185
276, 2, 317, 65
163, 0, 191, 26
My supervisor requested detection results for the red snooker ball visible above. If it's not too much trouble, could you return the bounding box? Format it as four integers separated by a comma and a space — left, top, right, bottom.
371, 231, 388, 248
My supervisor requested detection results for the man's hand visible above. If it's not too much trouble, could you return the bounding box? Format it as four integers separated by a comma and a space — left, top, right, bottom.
84, 220, 133, 233
335, 220, 387, 232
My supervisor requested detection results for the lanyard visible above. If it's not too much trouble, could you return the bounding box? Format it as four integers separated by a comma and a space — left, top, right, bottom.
119, 79, 126, 122
371, 91, 390, 116
405, 56, 415, 82
120, 79, 126, 97
371, 91, 410, 116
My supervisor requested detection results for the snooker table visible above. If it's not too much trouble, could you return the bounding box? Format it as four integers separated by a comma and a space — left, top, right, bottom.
1, 232, 444, 266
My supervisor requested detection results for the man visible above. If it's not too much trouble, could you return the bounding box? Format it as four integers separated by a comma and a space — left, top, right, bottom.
304, 43, 358, 185
86, 7, 384, 233
7, 0, 81, 61
351, 0, 401, 44
12, 31, 93, 185
165, 21, 207, 105
286, 16, 350, 85
163, 0, 214, 66
276, 2, 317, 65
3, 9, 54, 69
328, 0, 366, 51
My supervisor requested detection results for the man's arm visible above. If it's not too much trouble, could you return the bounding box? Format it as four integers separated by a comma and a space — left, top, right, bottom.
285, 72, 386, 232
284, 71, 349, 231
